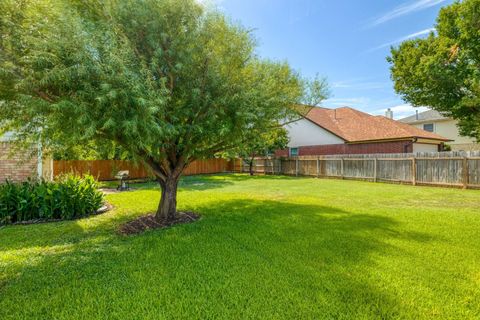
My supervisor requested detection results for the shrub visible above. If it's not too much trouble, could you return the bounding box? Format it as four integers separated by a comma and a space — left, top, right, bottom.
0, 174, 104, 225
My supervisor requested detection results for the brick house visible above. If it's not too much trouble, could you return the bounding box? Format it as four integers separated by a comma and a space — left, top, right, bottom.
0, 132, 52, 183
276, 106, 451, 157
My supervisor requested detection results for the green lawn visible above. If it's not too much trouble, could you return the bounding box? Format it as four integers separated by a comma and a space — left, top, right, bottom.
1, 175, 480, 319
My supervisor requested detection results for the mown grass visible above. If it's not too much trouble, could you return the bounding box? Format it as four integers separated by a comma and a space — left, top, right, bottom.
1, 174, 479, 319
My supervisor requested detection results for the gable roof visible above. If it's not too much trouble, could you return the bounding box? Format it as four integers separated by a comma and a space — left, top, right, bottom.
304, 107, 450, 143
399, 109, 449, 123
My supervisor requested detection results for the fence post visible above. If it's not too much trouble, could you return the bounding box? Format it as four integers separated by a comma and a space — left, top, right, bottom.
50, 159, 55, 181
463, 156, 469, 189
279, 159, 282, 175
373, 158, 377, 182
271, 158, 275, 175
340, 158, 344, 179
412, 157, 417, 186
316, 157, 320, 178
295, 157, 299, 177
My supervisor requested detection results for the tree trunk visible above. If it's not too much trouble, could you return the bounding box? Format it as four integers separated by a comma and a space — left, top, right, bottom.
142, 155, 187, 222
156, 177, 179, 221
249, 160, 254, 176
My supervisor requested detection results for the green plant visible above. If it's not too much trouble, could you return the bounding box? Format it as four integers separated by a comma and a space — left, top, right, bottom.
0, 174, 104, 225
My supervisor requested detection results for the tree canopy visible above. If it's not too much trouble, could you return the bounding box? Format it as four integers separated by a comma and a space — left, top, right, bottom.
234, 127, 289, 176
388, 0, 480, 140
0, 0, 327, 220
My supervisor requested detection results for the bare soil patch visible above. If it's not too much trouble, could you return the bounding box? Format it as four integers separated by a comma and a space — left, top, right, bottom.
118, 212, 200, 235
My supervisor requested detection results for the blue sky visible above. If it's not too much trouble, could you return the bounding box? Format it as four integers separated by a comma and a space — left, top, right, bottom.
201, 0, 454, 119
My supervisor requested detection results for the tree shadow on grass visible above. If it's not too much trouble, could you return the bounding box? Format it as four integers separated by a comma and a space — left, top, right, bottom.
0, 198, 436, 319
191, 198, 434, 264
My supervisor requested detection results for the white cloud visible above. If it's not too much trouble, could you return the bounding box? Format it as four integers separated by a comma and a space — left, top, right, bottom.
324, 97, 399, 110
323, 97, 372, 108
324, 98, 430, 120
372, 104, 429, 120
367, 27, 435, 53
367, 0, 448, 28
331, 80, 390, 90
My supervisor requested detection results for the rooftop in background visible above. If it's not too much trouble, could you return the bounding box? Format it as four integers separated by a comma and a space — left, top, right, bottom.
305, 106, 450, 143
399, 110, 449, 124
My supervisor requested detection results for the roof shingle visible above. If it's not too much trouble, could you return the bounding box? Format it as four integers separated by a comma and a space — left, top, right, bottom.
399, 109, 448, 123
305, 107, 450, 142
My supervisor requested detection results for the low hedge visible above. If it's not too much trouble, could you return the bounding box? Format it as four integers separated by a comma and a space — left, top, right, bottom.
0, 174, 104, 225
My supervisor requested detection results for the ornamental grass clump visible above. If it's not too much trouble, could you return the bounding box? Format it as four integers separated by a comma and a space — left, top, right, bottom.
0, 174, 104, 225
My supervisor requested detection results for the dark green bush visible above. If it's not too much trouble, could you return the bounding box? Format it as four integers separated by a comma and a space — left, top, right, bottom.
0, 174, 104, 225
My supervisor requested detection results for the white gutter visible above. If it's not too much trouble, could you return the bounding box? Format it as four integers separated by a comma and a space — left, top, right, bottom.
0, 131, 15, 142
37, 139, 43, 179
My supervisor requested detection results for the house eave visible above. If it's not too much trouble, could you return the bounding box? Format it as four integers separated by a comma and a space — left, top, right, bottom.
400, 118, 450, 125
345, 137, 452, 144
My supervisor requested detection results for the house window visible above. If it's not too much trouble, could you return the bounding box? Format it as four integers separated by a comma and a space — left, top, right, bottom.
423, 123, 434, 132
289, 147, 299, 157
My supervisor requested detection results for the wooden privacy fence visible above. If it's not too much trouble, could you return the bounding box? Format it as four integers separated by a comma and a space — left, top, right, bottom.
243, 151, 480, 189
53, 158, 234, 181
53, 152, 480, 188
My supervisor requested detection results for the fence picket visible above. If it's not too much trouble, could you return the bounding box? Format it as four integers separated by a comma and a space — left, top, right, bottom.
56, 151, 480, 188
245, 151, 480, 189
53, 158, 232, 181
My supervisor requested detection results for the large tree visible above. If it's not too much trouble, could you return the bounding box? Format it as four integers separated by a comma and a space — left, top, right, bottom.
0, 0, 325, 221
388, 0, 480, 140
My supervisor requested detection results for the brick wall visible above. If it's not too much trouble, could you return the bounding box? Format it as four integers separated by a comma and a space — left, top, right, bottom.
0, 142, 38, 183
276, 140, 416, 156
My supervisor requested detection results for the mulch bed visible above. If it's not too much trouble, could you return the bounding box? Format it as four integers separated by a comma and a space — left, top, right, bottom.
118, 212, 200, 235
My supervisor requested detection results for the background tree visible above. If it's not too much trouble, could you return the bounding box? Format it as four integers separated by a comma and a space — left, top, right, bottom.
388, 0, 480, 141
227, 75, 330, 176
236, 128, 289, 176
0, 0, 325, 221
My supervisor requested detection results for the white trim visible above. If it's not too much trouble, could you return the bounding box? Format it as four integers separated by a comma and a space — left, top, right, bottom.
50, 158, 54, 181
0, 132, 15, 142
37, 140, 43, 179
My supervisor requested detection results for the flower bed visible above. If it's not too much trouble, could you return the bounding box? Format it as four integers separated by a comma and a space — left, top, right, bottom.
0, 174, 104, 225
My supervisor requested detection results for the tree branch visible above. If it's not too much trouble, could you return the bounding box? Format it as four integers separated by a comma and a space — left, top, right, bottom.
33, 90, 56, 103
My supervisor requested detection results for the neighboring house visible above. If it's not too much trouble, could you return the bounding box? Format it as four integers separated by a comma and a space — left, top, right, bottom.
276, 106, 451, 157
0, 132, 52, 183
399, 110, 480, 151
